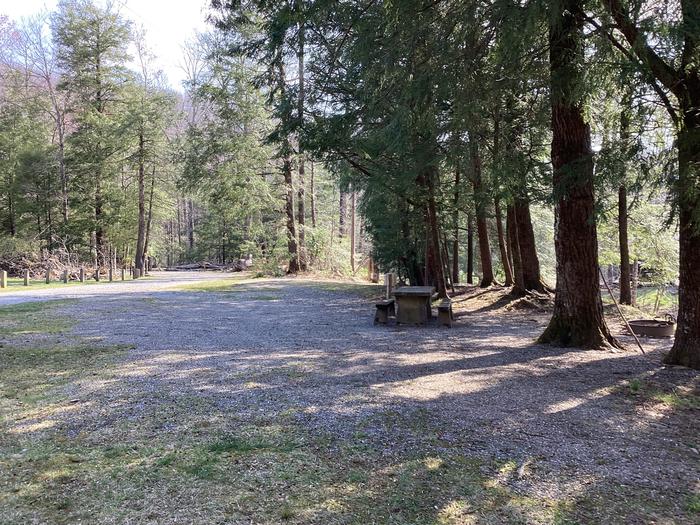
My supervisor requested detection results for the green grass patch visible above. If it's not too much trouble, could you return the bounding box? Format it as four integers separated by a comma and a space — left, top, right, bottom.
172, 275, 250, 292
651, 391, 700, 410
0, 300, 77, 335
305, 281, 383, 298
687, 493, 700, 514
207, 435, 274, 454
623, 377, 699, 410
0, 342, 131, 407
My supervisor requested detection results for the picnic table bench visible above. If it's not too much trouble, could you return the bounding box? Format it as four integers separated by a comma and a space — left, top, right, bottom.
374, 298, 396, 324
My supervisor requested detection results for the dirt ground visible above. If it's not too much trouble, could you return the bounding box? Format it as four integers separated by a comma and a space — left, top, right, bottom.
0, 272, 698, 524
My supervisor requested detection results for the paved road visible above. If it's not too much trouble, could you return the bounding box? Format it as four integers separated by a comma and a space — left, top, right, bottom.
0, 271, 231, 306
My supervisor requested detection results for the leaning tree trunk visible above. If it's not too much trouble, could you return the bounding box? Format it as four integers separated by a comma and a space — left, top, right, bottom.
664, 112, 700, 369
618, 184, 632, 304
494, 197, 514, 286
507, 204, 525, 294
470, 138, 494, 287
538, 0, 619, 349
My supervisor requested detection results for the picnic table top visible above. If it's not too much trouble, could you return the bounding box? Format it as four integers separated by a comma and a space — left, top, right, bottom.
394, 286, 435, 297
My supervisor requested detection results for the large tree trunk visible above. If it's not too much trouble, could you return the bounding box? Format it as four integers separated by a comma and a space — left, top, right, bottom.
665, 114, 700, 368
514, 198, 546, 292
494, 197, 513, 286
539, 0, 618, 349
618, 184, 632, 304
466, 210, 474, 284
602, 0, 700, 368
470, 138, 494, 287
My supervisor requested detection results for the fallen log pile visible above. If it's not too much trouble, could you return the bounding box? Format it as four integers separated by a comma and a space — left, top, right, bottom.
167, 259, 252, 272
0, 250, 79, 279
0, 249, 114, 280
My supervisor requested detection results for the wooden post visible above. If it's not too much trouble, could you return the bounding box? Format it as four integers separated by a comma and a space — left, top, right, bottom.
94, 269, 100, 282
80, 268, 85, 283
63, 270, 68, 284
121, 268, 125, 281
0, 270, 6, 289
45, 268, 51, 284
24, 270, 29, 286
109, 268, 113, 282
384, 273, 396, 299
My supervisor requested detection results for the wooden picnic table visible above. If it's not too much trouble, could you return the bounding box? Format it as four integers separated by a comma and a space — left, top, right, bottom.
394, 286, 435, 325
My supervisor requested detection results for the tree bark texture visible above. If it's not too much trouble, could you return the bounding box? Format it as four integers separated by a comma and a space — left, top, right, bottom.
514, 198, 546, 292
539, 0, 618, 349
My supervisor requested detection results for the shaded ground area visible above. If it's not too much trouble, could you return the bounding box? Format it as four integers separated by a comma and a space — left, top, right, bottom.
0, 275, 698, 524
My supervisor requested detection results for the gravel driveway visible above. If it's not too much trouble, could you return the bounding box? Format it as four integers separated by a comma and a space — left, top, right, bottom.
2, 273, 698, 523
0, 270, 230, 306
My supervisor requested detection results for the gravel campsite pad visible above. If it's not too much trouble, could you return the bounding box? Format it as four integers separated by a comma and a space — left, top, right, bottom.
0, 272, 698, 524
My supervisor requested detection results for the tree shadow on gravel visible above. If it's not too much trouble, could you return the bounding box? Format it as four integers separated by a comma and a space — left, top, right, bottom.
1, 281, 697, 524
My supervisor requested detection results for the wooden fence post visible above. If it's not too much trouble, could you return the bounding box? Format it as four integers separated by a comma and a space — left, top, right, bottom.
80, 268, 85, 283
121, 268, 125, 281
109, 268, 113, 282
23, 269, 29, 286
63, 270, 68, 284
0, 270, 6, 289
45, 268, 51, 284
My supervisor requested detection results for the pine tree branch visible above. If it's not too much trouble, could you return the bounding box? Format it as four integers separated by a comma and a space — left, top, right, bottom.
584, 12, 679, 124
600, 0, 681, 95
